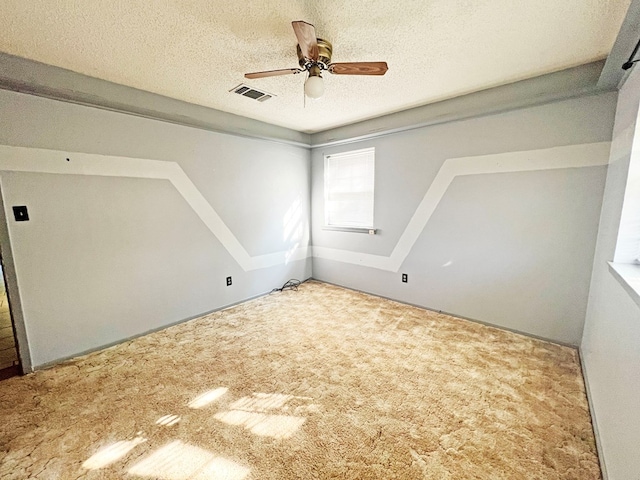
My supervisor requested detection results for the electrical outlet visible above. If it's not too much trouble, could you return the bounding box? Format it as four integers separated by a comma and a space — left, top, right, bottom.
402, 273, 408, 283
226, 276, 232, 286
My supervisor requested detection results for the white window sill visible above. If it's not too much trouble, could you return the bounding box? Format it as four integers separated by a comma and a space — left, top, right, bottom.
323, 226, 377, 234
608, 262, 640, 309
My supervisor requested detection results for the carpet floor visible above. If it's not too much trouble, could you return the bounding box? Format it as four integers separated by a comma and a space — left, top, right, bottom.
0, 280, 600, 479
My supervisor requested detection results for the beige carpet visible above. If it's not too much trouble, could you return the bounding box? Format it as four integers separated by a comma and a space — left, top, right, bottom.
0, 280, 600, 479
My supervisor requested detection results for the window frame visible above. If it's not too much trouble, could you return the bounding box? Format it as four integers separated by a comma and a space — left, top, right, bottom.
323, 147, 376, 232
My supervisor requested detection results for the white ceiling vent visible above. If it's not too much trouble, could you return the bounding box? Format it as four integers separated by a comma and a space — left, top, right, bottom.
230, 84, 275, 102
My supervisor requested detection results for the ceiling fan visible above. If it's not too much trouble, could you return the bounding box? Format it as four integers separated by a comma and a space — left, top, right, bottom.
245, 21, 388, 99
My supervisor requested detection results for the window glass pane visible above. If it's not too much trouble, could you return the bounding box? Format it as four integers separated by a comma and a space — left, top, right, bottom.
324, 148, 375, 228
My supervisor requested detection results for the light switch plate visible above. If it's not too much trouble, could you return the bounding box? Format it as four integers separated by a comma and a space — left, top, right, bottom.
12, 206, 29, 222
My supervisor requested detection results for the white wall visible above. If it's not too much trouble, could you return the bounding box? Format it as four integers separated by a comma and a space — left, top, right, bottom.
581, 67, 640, 480
0, 89, 312, 368
311, 93, 616, 345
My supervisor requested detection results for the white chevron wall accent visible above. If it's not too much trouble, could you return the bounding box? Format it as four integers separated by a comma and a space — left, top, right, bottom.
313, 142, 611, 272
0, 142, 610, 273
0, 145, 309, 271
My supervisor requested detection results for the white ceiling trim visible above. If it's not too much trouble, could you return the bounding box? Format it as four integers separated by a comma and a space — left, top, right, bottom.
0, 53, 612, 149
0, 52, 309, 148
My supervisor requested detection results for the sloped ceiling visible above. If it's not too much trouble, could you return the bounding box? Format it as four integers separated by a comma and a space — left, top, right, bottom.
0, 0, 632, 133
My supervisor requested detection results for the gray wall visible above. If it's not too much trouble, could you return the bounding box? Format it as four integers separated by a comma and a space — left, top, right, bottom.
581, 67, 640, 480
0, 89, 311, 368
311, 93, 616, 345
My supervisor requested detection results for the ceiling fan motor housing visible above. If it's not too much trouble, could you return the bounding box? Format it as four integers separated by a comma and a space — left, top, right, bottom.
297, 38, 333, 69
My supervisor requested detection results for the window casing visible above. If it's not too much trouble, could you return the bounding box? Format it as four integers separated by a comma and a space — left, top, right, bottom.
324, 148, 375, 229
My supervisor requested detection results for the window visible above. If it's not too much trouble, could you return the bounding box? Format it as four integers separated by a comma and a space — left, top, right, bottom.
613, 72, 640, 265
324, 148, 375, 229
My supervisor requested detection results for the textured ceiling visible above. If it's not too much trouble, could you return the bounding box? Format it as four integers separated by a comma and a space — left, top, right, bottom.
0, 0, 631, 133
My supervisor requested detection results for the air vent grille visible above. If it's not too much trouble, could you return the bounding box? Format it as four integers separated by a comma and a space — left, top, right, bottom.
230, 84, 275, 102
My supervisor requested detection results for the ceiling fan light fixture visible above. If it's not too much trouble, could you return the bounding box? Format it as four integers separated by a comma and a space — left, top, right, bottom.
244, 20, 388, 102
304, 74, 324, 98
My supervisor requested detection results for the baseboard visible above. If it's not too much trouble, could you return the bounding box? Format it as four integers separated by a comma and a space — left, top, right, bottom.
578, 348, 608, 480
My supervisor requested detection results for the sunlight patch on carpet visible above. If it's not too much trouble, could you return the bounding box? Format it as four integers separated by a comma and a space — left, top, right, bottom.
82, 436, 146, 470
156, 414, 181, 426
188, 387, 228, 409
128, 440, 249, 480
214, 410, 306, 439
230, 393, 294, 412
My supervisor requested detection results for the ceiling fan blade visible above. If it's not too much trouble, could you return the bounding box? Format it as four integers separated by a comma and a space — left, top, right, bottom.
329, 62, 389, 75
245, 68, 301, 79
292, 20, 318, 61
